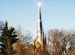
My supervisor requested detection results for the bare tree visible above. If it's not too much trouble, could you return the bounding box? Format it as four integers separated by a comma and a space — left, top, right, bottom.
16, 27, 32, 44
47, 29, 75, 55
13, 27, 33, 55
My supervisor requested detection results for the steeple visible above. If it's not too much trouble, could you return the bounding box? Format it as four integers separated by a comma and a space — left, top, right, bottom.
37, 5, 43, 37
33, 2, 46, 50
33, 2, 47, 55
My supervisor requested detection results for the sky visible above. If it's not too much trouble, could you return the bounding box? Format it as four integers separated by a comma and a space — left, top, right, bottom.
0, 0, 75, 34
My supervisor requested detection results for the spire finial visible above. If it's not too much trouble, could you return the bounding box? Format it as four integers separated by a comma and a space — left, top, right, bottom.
37, 1, 42, 8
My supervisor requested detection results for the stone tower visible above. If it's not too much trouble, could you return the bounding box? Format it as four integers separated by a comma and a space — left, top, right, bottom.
33, 2, 46, 50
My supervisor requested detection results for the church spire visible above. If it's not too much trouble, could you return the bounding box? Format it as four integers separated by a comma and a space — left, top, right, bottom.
37, 2, 43, 37
38, 6, 43, 32
33, 2, 46, 50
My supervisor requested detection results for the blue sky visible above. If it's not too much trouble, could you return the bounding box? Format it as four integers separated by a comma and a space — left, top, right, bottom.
0, 0, 75, 34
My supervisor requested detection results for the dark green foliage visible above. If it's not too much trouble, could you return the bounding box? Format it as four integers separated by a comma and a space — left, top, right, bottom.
0, 21, 18, 55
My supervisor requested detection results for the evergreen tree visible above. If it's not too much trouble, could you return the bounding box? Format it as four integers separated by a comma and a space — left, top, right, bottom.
0, 21, 18, 55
